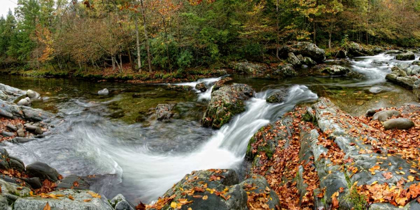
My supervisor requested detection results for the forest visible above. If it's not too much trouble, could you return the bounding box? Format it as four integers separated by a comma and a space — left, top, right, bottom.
0, 0, 420, 75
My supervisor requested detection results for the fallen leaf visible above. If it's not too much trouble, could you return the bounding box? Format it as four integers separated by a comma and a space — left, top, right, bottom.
43, 202, 51, 210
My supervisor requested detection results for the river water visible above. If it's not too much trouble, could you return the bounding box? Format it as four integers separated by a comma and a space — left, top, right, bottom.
0, 53, 419, 204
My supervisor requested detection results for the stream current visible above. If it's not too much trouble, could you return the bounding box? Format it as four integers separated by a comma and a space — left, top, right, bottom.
0, 52, 419, 204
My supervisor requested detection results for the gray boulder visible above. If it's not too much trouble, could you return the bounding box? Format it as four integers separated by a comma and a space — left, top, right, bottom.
266, 90, 288, 103
302, 57, 317, 66
0, 83, 25, 102
26, 90, 40, 100
287, 52, 301, 67
202, 84, 254, 129
296, 42, 326, 62
98, 88, 109, 95
373, 47, 384, 54
396, 52, 415, 60
13, 189, 113, 210
372, 110, 401, 122
110, 194, 134, 210
158, 169, 248, 210
17, 97, 31, 106
276, 63, 297, 77
239, 174, 280, 210
318, 65, 350, 76
347, 42, 366, 56
383, 118, 415, 130
26, 162, 61, 182
24, 124, 43, 135
231, 62, 267, 75
1, 131, 14, 137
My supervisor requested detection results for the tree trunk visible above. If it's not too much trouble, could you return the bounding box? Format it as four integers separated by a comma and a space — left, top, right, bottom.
112, 56, 116, 71
140, 0, 152, 73
135, 13, 142, 72
328, 32, 332, 49
313, 22, 317, 45
275, 0, 280, 60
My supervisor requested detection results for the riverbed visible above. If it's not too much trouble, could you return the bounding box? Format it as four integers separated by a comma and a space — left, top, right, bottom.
0, 53, 418, 205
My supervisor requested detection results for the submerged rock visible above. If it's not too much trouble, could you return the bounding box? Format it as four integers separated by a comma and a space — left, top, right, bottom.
202, 83, 254, 129
156, 104, 176, 121
318, 65, 350, 76
110, 194, 134, 210
383, 118, 415, 130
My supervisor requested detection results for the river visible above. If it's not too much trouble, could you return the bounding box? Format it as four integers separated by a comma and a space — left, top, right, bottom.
0, 52, 418, 205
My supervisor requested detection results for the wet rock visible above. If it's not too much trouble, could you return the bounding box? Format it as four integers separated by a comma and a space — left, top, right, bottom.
158, 169, 248, 210
386, 50, 400, 54
16, 129, 26, 137
366, 109, 378, 117
336, 50, 347, 58
316, 65, 350, 76
0, 108, 13, 119
6, 124, 17, 132
1, 131, 14, 137
266, 90, 288, 103
17, 97, 31, 106
0, 148, 10, 170
57, 175, 90, 190
295, 42, 326, 62
0, 178, 31, 197
9, 156, 25, 172
214, 69, 228, 76
156, 104, 176, 121
383, 118, 415, 130
287, 52, 301, 67
98, 88, 109, 95
276, 63, 297, 77
22, 106, 52, 122
372, 110, 401, 122
110, 194, 134, 210
26, 162, 60, 182
396, 52, 415, 60
13, 189, 113, 210
373, 47, 384, 54
302, 57, 317, 66
0, 83, 25, 101
413, 60, 420, 66
0, 195, 9, 210
369, 86, 384, 94
195, 83, 207, 92
22, 177, 42, 189
231, 61, 267, 75
24, 124, 43, 135
239, 175, 280, 209
347, 42, 366, 56
202, 84, 254, 129
26, 90, 40, 100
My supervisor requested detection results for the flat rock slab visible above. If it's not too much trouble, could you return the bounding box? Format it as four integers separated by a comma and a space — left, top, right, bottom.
13, 189, 113, 210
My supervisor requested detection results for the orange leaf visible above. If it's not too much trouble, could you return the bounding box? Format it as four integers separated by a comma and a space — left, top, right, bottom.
43, 202, 51, 210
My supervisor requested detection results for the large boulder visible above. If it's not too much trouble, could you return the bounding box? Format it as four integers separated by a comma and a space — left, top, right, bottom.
231, 62, 267, 75
383, 118, 415, 130
26, 162, 61, 182
150, 169, 279, 210
276, 63, 297, 77
13, 189, 113, 210
347, 42, 365, 56
396, 52, 415, 61
317, 65, 350, 76
279, 42, 325, 62
202, 84, 254, 129
287, 52, 301, 67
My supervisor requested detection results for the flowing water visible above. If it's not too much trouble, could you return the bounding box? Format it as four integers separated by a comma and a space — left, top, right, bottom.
0, 52, 419, 205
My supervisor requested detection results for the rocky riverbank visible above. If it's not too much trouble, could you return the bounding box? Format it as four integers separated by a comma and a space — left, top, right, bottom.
246, 98, 420, 209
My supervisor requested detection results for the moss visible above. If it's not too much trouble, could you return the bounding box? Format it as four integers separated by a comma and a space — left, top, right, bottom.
342, 170, 368, 210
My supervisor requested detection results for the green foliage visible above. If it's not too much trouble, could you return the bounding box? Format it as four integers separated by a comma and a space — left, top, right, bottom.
177, 50, 193, 69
